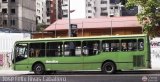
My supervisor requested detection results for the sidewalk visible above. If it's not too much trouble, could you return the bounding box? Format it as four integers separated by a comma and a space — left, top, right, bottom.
0, 69, 33, 75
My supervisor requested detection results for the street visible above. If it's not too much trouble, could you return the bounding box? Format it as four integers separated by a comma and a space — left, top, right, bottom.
0, 70, 160, 82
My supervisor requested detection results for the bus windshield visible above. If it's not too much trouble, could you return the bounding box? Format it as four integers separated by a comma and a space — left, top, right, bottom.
14, 43, 28, 62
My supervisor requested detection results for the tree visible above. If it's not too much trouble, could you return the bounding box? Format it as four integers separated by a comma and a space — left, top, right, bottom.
36, 23, 48, 32
126, 0, 160, 37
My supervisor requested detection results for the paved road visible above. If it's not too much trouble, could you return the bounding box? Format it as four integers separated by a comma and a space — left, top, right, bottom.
0, 71, 160, 82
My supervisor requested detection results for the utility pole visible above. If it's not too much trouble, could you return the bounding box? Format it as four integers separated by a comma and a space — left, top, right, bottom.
68, 0, 71, 37
107, 0, 110, 17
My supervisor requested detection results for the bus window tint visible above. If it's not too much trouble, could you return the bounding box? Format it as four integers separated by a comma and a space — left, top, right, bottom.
102, 40, 120, 52
46, 42, 63, 57
121, 39, 137, 51
111, 40, 120, 52
128, 40, 137, 51
64, 41, 81, 56
82, 41, 100, 56
102, 41, 110, 52
75, 42, 82, 56
138, 39, 144, 51
29, 43, 45, 57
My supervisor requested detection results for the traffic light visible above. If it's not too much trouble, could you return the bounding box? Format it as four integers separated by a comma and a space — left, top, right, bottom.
70, 24, 77, 37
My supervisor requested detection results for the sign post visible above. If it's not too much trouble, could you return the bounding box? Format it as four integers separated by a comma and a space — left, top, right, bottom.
70, 24, 77, 37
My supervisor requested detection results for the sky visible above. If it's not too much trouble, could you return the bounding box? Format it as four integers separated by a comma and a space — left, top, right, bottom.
70, 0, 86, 19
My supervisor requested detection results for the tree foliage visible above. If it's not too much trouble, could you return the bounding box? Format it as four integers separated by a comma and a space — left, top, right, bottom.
126, 0, 160, 37
36, 23, 48, 32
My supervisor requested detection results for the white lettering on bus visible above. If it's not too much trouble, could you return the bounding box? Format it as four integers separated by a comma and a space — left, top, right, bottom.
45, 60, 58, 64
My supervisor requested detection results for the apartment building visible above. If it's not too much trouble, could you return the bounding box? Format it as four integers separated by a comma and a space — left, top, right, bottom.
0, 0, 36, 32
61, 0, 123, 19
0, 0, 8, 27
61, 0, 69, 19
36, 0, 46, 24
61, 0, 138, 19
44, 0, 62, 25
61, 0, 86, 19
86, 0, 122, 18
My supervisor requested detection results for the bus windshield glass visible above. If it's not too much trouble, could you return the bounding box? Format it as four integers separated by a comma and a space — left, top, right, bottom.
14, 43, 28, 62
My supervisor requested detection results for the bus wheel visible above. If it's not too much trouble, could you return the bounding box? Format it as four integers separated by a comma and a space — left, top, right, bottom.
33, 63, 45, 75
102, 62, 116, 74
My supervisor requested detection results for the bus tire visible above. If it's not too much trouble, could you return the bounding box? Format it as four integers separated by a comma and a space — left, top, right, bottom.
33, 63, 45, 75
102, 62, 116, 74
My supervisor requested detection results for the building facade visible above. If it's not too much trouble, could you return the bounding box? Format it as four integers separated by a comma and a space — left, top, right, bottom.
61, 0, 138, 19
86, 0, 122, 18
61, 0, 69, 19
0, 0, 36, 32
44, 0, 62, 25
36, 0, 46, 24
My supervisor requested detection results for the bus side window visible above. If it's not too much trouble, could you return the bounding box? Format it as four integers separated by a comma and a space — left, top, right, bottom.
128, 42, 137, 51
29, 43, 45, 57
64, 42, 71, 56
128, 40, 137, 51
102, 43, 109, 52
75, 41, 82, 56
138, 39, 144, 51
121, 42, 127, 51
69, 42, 75, 56
82, 41, 90, 56
121, 39, 137, 51
111, 40, 120, 52
46, 42, 63, 57
102, 40, 119, 52
82, 41, 100, 56
64, 41, 81, 56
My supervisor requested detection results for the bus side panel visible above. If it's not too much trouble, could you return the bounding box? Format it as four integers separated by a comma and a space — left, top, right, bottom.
28, 57, 84, 71
83, 52, 124, 70
14, 59, 30, 71
101, 52, 134, 70
14, 64, 30, 71
116, 63, 133, 70
50, 57, 83, 71
28, 58, 48, 71
83, 52, 145, 71
115, 52, 134, 70
51, 64, 83, 71
44, 57, 54, 71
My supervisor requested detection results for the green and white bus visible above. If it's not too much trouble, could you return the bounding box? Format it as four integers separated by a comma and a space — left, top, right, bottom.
12, 34, 151, 74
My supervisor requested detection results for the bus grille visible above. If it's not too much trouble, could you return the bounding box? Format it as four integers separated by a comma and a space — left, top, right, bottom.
133, 55, 144, 67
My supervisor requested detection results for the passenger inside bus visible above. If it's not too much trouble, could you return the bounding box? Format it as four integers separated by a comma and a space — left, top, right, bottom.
139, 42, 144, 50
102, 43, 109, 52
30, 48, 34, 57
82, 41, 99, 56
30, 48, 40, 57
82, 46, 88, 55
121, 43, 127, 51
93, 42, 99, 54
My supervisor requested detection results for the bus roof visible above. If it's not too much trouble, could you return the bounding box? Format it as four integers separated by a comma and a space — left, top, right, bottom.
16, 34, 147, 42
17, 34, 146, 42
